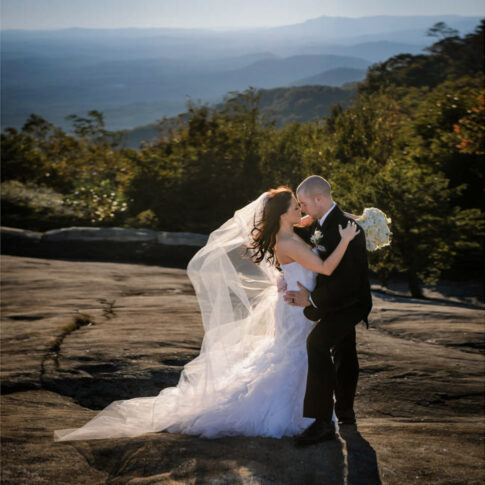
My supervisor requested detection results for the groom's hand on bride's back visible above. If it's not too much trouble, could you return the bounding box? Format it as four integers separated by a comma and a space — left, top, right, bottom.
284, 282, 312, 307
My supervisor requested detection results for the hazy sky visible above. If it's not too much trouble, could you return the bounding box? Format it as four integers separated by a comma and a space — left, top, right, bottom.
2, 0, 484, 30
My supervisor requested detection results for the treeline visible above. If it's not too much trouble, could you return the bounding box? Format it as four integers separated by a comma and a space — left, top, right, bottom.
121, 84, 357, 148
1, 21, 483, 296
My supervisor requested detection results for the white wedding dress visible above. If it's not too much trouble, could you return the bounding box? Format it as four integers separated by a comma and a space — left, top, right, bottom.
54, 193, 335, 442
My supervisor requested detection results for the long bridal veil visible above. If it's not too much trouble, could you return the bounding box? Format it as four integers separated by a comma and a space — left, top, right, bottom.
54, 192, 281, 441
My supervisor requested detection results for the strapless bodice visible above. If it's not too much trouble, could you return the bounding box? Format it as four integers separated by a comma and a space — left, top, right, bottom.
280, 249, 318, 293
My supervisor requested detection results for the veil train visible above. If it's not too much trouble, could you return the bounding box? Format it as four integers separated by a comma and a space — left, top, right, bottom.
54, 192, 281, 441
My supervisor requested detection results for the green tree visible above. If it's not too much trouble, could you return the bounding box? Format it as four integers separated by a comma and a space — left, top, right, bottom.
359, 20, 484, 95
65, 110, 124, 147
426, 22, 459, 39
370, 158, 482, 297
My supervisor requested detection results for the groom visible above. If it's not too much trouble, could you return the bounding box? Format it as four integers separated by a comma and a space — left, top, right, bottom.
284, 175, 372, 446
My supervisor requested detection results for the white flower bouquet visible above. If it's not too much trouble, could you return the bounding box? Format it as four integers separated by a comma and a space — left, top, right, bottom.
356, 208, 392, 251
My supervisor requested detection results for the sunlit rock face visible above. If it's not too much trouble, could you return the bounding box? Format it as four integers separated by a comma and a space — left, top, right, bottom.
1, 255, 484, 484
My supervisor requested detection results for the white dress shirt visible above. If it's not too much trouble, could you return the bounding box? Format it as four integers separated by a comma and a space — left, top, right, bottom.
318, 201, 336, 228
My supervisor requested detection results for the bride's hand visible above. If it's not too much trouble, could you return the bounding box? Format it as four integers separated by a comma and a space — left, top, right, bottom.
299, 215, 315, 227
339, 221, 360, 242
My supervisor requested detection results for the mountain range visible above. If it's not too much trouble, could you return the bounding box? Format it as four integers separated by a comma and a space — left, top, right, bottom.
1, 14, 481, 131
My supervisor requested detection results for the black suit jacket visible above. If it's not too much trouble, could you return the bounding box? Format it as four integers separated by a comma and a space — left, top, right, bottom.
295, 205, 372, 325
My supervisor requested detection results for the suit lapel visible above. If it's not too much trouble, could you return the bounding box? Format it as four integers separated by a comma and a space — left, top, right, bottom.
308, 219, 328, 259
321, 205, 343, 250
321, 204, 340, 234
310, 219, 319, 234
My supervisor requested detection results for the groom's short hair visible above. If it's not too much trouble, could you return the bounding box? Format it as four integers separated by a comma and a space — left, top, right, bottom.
296, 175, 331, 198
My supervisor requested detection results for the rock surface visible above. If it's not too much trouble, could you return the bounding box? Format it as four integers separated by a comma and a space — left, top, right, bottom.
1, 255, 484, 484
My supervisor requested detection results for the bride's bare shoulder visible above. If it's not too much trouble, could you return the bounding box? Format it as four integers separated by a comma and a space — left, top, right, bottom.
276, 233, 309, 260
277, 234, 305, 249
274, 234, 295, 264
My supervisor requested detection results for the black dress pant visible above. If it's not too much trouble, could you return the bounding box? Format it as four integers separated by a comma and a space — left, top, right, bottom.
303, 303, 365, 421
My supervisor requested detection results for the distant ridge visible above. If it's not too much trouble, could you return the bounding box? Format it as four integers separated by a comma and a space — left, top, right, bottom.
120, 84, 357, 148
219, 54, 371, 88
291, 67, 367, 87
2, 15, 481, 131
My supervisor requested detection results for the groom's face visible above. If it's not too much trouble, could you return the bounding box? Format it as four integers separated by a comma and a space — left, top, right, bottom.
297, 192, 320, 219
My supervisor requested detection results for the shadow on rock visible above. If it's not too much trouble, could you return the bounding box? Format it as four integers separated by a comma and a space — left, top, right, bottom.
42, 368, 182, 409
60, 432, 347, 484
339, 425, 382, 485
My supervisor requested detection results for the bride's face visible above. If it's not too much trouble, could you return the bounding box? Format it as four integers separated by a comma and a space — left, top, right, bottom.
282, 196, 302, 225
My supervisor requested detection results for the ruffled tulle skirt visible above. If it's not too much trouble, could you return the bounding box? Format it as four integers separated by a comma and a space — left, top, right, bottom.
54, 297, 326, 441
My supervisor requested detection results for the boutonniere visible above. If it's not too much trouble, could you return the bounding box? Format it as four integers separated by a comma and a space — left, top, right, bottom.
310, 229, 326, 252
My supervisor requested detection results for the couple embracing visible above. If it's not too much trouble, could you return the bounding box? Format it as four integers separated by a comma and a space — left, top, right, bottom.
54, 175, 374, 446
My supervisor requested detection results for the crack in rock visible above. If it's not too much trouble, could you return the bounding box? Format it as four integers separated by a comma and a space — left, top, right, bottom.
40, 311, 96, 380
40, 299, 117, 383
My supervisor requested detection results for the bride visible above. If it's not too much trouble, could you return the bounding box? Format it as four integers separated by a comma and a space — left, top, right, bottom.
54, 187, 360, 441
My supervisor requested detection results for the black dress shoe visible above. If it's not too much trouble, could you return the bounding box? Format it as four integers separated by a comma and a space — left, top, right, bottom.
337, 409, 356, 425
294, 419, 336, 447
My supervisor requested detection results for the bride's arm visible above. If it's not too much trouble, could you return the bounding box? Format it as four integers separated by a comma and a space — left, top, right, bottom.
300, 213, 358, 225
344, 211, 359, 220
280, 222, 360, 276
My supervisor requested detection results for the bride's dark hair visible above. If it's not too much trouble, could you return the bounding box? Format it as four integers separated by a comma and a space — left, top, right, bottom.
248, 186, 294, 265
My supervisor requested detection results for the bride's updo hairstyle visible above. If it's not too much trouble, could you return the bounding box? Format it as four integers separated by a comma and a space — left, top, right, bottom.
249, 186, 293, 265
